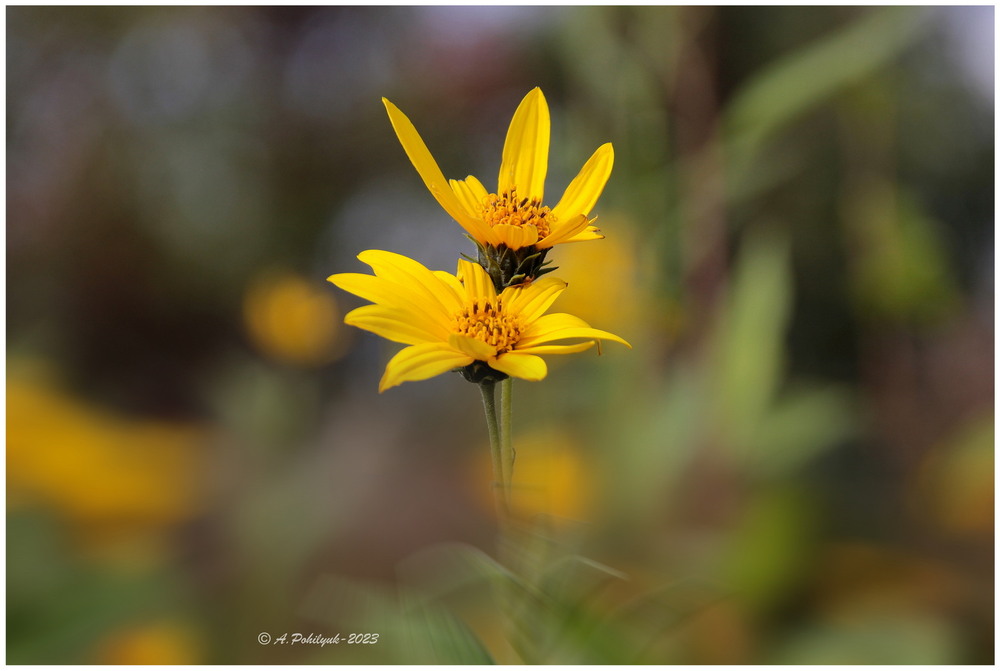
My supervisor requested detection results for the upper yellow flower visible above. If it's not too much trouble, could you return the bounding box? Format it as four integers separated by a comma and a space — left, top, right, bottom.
383, 88, 613, 252
328, 250, 630, 391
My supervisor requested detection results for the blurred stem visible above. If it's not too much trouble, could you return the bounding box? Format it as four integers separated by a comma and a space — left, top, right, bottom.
500, 377, 514, 502
479, 380, 509, 521
496, 376, 523, 663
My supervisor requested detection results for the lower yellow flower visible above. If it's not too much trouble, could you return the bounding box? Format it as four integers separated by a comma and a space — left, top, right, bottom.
328, 251, 630, 391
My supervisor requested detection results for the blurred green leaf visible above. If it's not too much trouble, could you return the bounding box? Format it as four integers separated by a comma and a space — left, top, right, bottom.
771, 612, 960, 664
607, 578, 722, 664
850, 187, 959, 324
719, 486, 816, 610
395, 542, 519, 603
7, 511, 189, 664
403, 595, 496, 665
725, 8, 927, 178
748, 384, 855, 478
535, 554, 631, 662
613, 362, 706, 519
299, 572, 495, 664
712, 231, 792, 450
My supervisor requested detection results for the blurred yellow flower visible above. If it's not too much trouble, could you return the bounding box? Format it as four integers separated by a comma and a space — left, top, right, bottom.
328, 250, 630, 391
244, 270, 347, 367
94, 620, 201, 665
470, 427, 594, 521
383, 88, 612, 253
553, 218, 643, 330
7, 370, 203, 540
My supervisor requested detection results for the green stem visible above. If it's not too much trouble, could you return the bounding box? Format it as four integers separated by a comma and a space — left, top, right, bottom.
479, 380, 509, 520
499, 377, 514, 505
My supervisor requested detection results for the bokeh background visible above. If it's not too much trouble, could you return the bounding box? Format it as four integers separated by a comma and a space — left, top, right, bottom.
6, 5, 994, 664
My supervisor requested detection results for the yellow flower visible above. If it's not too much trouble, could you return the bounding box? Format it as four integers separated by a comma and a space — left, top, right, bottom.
328, 250, 630, 391
7, 369, 202, 537
383, 88, 613, 253
95, 620, 201, 665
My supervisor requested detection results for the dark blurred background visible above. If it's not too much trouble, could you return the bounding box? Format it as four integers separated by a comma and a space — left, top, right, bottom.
6, 6, 993, 664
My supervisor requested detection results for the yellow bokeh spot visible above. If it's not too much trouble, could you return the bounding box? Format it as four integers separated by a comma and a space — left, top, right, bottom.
244, 270, 346, 367
549, 217, 652, 338
7, 367, 203, 543
94, 621, 201, 665
470, 427, 594, 521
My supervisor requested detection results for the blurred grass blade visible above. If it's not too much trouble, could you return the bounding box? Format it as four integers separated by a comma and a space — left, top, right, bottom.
720, 486, 816, 609
849, 185, 960, 323
749, 385, 855, 478
712, 231, 792, 449
396, 542, 520, 600
299, 572, 496, 663
725, 8, 927, 170
401, 595, 496, 665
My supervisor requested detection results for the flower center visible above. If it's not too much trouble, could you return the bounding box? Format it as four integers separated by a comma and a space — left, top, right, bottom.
454, 298, 523, 354
481, 187, 555, 240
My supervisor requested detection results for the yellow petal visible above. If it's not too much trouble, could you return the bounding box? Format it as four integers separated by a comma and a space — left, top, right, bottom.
383, 98, 485, 239
518, 312, 632, 349
491, 224, 516, 249
498, 88, 550, 201
449, 178, 480, 215
448, 333, 496, 360
463, 174, 490, 202
536, 213, 589, 248
551, 143, 613, 222
519, 311, 588, 336
328, 272, 385, 304
358, 250, 462, 316
492, 223, 539, 251
329, 271, 427, 312
488, 352, 547, 381
522, 225, 541, 248
329, 272, 451, 339
432, 270, 467, 299
379, 343, 473, 392
500, 276, 567, 323
514, 341, 596, 356
344, 305, 439, 345
564, 225, 605, 243
456, 259, 497, 302
448, 179, 500, 245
